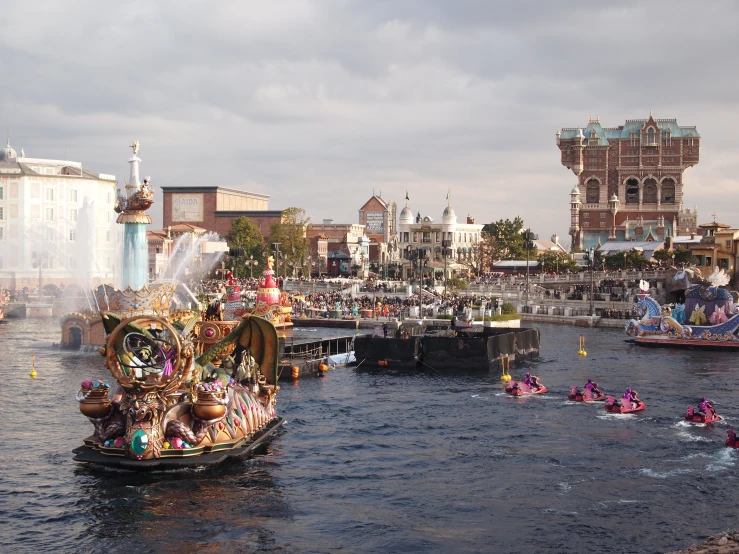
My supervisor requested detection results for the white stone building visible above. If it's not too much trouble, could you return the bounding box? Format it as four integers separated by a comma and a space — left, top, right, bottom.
0, 140, 118, 289
397, 196, 484, 281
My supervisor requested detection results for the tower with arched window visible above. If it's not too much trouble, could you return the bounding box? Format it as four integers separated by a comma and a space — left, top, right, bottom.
557, 113, 700, 251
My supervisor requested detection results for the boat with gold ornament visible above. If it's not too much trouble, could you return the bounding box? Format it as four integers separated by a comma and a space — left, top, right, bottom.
243, 255, 293, 328
72, 310, 283, 469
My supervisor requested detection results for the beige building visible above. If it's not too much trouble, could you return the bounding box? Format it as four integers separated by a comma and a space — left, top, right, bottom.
397, 196, 483, 281
0, 140, 118, 289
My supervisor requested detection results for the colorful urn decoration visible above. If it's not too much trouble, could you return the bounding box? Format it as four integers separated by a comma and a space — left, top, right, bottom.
73, 312, 283, 469
250, 255, 292, 327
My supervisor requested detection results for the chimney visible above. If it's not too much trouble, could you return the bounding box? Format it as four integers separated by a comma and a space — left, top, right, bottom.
466, 215, 475, 224
551, 234, 559, 244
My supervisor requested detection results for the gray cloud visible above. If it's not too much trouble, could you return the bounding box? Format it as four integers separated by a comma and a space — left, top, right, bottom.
1, 0, 738, 242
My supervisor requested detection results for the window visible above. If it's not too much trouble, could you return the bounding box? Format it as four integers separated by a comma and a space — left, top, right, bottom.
435, 232, 440, 243
70, 189, 78, 202
583, 222, 590, 227
45, 188, 54, 201
583, 213, 590, 218
422, 232, 431, 243
643, 178, 658, 203
0, 227, 3, 240
661, 179, 675, 203
403, 232, 409, 242
647, 128, 655, 145
600, 213, 606, 219
107, 192, 112, 204
706, 256, 712, 267
726, 240, 732, 248
585, 179, 599, 203
44, 167, 54, 175
625, 178, 639, 204
69, 209, 77, 222
69, 230, 76, 242
600, 222, 606, 227
412, 233, 417, 243
45, 208, 54, 221
0, 186, 3, 200
0, 207, 3, 220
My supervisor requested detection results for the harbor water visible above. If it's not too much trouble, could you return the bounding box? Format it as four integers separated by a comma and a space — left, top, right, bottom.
1, 319, 737, 553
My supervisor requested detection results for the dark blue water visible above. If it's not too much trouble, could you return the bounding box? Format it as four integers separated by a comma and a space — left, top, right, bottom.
1, 319, 737, 553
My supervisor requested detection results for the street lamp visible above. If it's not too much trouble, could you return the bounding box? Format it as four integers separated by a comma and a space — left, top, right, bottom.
246, 255, 258, 279
608, 193, 620, 240
588, 246, 596, 317
523, 229, 538, 309
442, 239, 452, 296
272, 243, 281, 286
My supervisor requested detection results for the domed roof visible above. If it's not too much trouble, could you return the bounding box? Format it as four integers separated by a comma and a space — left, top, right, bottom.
570, 185, 580, 195
0, 139, 17, 162
399, 205, 413, 221
443, 206, 456, 218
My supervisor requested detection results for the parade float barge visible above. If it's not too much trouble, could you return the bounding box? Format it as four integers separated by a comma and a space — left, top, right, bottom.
626, 268, 739, 351
72, 142, 284, 471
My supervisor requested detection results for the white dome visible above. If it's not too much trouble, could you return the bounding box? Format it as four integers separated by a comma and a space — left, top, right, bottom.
399, 206, 413, 222
0, 139, 17, 162
570, 185, 580, 195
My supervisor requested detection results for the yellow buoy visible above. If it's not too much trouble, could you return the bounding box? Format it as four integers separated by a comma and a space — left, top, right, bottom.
500, 355, 511, 381
578, 336, 587, 356
30, 353, 37, 378
291, 366, 300, 379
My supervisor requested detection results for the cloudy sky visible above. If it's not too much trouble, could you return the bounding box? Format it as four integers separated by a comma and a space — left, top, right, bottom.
3, 0, 739, 244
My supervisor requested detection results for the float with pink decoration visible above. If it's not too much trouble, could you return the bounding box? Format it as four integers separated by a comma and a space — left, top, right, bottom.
626, 267, 739, 349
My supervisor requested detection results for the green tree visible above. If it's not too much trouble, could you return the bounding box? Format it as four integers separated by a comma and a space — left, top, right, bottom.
674, 247, 692, 265
537, 251, 578, 273
268, 207, 310, 277
481, 217, 536, 261
625, 249, 649, 270
652, 249, 674, 265
226, 217, 265, 258
604, 251, 627, 270
226, 216, 267, 276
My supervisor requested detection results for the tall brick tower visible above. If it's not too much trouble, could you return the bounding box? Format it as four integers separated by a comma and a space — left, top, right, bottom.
557, 113, 700, 251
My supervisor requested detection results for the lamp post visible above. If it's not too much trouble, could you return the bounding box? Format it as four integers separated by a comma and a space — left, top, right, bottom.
523, 229, 538, 309
246, 255, 258, 279
589, 246, 595, 317
272, 243, 281, 288
608, 193, 620, 240
442, 239, 452, 296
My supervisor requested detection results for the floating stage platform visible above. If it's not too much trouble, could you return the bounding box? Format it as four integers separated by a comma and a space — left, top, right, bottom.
353, 327, 540, 372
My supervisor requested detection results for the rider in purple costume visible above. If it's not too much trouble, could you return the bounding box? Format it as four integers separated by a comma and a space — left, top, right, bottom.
523, 372, 532, 386
697, 397, 714, 417
584, 379, 602, 396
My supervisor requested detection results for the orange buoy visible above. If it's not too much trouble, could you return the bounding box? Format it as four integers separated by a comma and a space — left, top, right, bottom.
378, 360, 389, 368
318, 363, 329, 372
291, 366, 300, 379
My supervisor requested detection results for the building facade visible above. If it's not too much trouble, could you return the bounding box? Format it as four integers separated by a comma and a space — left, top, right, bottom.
0, 140, 118, 288
357, 193, 396, 244
161, 186, 282, 240
557, 113, 700, 251
397, 197, 483, 281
